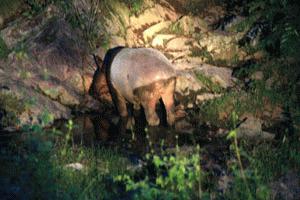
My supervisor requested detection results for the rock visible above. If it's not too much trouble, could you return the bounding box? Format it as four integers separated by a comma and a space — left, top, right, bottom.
130, 4, 178, 30
175, 70, 205, 96
126, 28, 140, 47
196, 93, 222, 103
266, 77, 275, 89
58, 87, 80, 106
0, 13, 95, 127
151, 34, 176, 47
109, 35, 126, 48
270, 171, 300, 200
154, 3, 178, 22
237, 115, 275, 140
217, 174, 233, 193
80, 95, 101, 112
143, 21, 172, 42
168, 50, 192, 63
166, 37, 193, 51
175, 119, 194, 134
176, 15, 209, 35
65, 163, 84, 170
94, 47, 107, 61
0, 0, 25, 29
0, 5, 59, 49
195, 64, 236, 88
1, 82, 71, 126
202, 6, 226, 25
196, 31, 244, 66
130, 8, 163, 31
0, 17, 3, 28
251, 71, 263, 81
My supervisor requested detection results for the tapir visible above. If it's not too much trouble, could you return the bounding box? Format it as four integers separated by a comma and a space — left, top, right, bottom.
89, 47, 176, 126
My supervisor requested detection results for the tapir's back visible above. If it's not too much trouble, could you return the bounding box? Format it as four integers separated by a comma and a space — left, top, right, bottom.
110, 48, 175, 101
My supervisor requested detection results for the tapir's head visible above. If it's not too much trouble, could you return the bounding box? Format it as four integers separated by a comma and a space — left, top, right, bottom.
89, 55, 113, 103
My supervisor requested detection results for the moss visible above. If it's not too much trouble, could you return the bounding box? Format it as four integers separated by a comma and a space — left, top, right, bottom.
0, 92, 25, 127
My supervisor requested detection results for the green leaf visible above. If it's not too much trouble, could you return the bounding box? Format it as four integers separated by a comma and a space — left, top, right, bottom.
227, 129, 237, 140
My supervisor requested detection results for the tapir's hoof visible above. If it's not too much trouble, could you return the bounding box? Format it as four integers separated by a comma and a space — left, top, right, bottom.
167, 114, 176, 126
148, 118, 160, 126
126, 117, 135, 129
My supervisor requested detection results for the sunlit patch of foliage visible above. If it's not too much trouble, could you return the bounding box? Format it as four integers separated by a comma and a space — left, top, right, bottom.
115, 143, 203, 200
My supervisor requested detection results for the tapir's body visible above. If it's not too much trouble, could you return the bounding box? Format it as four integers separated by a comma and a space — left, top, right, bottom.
90, 47, 176, 126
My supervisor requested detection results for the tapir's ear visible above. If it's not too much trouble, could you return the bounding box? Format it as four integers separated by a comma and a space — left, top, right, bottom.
93, 54, 103, 71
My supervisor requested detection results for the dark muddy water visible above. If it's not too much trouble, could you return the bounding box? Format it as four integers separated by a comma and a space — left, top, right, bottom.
0, 108, 231, 177
54, 112, 230, 172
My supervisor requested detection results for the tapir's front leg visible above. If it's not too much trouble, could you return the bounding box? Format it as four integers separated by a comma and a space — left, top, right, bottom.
161, 78, 176, 126
141, 97, 160, 126
135, 84, 160, 126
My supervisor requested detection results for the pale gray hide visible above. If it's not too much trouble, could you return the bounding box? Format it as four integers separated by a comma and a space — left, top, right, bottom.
110, 48, 176, 103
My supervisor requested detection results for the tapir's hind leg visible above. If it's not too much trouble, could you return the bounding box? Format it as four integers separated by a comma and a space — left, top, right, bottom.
161, 78, 176, 126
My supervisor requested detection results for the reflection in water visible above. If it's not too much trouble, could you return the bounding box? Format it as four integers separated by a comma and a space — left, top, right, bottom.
58, 113, 199, 156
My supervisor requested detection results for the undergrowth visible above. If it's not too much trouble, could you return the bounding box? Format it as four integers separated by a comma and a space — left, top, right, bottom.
1, 112, 299, 199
